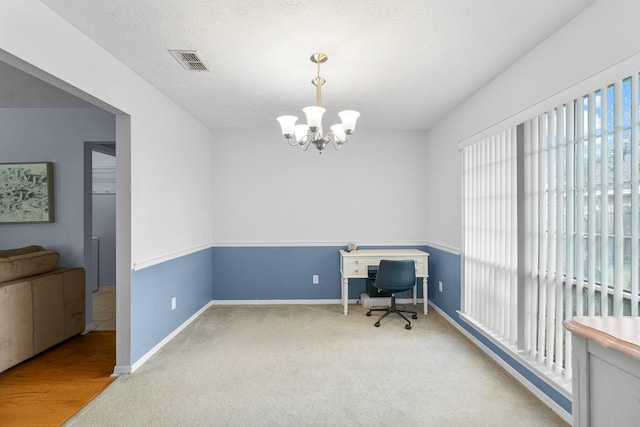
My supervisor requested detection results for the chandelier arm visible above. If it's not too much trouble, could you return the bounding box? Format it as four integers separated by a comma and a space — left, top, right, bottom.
301, 138, 313, 151
286, 137, 299, 147
326, 133, 348, 150
327, 135, 340, 151
294, 133, 312, 151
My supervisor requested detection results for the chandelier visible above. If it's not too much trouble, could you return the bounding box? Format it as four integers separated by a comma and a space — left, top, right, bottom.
276, 53, 360, 154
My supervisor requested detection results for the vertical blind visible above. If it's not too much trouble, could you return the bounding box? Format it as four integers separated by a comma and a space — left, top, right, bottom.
463, 73, 640, 387
463, 127, 518, 346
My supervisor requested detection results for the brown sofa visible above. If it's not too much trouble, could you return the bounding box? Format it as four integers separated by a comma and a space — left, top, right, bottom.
0, 245, 85, 373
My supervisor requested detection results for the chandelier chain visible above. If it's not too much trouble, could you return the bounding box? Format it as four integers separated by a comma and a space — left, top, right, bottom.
312, 53, 326, 107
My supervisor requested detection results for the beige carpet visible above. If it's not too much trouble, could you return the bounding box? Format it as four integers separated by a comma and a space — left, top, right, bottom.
65, 304, 568, 426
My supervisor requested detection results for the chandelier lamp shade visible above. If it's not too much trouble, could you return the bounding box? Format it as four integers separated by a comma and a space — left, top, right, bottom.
277, 53, 360, 153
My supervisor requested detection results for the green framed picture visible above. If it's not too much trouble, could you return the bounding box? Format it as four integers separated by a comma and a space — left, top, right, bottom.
0, 162, 55, 223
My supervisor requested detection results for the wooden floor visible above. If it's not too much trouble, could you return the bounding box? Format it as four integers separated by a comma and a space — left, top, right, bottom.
0, 331, 116, 426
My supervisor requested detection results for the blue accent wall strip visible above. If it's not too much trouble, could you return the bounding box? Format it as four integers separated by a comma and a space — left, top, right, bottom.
211, 245, 428, 301
423, 245, 572, 415
425, 245, 461, 317
131, 247, 212, 362
212, 246, 343, 300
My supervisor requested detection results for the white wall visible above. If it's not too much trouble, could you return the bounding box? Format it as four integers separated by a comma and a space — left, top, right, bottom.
1, 0, 215, 370
424, 0, 640, 250
211, 129, 429, 245
1, 0, 214, 267
0, 108, 115, 267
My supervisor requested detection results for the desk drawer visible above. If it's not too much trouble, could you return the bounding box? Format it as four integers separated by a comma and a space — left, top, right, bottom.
414, 260, 427, 276
345, 258, 367, 277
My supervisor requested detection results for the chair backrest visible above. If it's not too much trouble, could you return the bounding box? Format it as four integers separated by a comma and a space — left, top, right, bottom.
373, 259, 416, 293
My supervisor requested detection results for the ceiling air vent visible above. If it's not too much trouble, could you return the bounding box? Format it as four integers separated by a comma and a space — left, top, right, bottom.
169, 50, 210, 72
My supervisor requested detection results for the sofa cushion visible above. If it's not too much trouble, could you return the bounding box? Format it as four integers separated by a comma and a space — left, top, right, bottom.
0, 280, 34, 373
32, 273, 64, 354
0, 250, 59, 283
62, 268, 86, 340
0, 245, 45, 259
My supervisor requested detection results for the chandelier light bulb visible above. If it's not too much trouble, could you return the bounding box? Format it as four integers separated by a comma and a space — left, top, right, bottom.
294, 124, 310, 143
302, 106, 325, 132
338, 110, 360, 134
330, 124, 346, 143
276, 115, 297, 138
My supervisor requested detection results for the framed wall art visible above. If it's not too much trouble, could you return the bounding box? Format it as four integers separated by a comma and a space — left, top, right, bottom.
0, 162, 55, 223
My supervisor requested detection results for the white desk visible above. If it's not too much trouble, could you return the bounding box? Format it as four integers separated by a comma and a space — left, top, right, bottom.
339, 249, 429, 315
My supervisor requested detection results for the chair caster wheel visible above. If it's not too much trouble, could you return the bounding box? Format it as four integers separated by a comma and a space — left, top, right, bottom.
412, 314, 418, 319
405, 324, 412, 330
374, 322, 380, 327
366, 312, 371, 317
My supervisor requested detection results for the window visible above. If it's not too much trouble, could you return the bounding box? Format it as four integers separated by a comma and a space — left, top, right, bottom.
462, 74, 640, 387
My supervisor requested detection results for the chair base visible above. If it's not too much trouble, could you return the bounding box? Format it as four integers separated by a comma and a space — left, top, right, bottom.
366, 294, 417, 329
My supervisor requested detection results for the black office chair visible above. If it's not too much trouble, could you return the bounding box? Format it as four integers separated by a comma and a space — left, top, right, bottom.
366, 259, 418, 329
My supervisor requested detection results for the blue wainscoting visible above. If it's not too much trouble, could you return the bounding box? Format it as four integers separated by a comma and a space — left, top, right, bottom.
131, 248, 213, 362
211, 245, 429, 301
212, 246, 343, 300
424, 245, 461, 317
423, 245, 571, 415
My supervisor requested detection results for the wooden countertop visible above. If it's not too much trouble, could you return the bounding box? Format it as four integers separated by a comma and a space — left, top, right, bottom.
564, 316, 640, 361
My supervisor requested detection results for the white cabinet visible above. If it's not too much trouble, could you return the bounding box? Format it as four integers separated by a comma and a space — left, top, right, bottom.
564, 317, 640, 427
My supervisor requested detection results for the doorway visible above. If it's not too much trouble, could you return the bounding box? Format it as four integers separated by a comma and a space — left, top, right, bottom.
85, 142, 116, 331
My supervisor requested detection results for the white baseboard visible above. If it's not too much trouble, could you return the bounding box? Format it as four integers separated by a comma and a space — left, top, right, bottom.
428, 302, 572, 424
212, 299, 343, 305
358, 294, 425, 308
111, 365, 130, 377
112, 301, 214, 376
211, 298, 424, 306
82, 322, 96, 335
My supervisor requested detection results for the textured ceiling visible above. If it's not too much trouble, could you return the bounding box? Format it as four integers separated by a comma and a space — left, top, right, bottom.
37, 0, 596, 132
